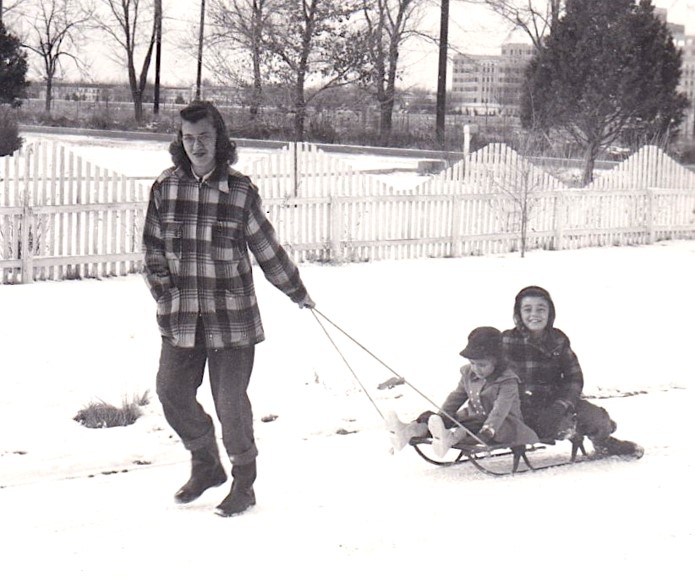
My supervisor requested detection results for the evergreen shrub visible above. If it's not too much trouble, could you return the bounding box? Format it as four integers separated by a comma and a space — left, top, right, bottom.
0, 106, 22, 156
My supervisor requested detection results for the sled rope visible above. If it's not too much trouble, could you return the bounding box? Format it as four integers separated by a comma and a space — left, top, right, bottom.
310, 308, 485, 445
310, 308, 384, 419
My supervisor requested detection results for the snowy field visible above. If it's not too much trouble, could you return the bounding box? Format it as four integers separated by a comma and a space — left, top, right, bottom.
1, 234, 694, 576
21, 131, 433, 189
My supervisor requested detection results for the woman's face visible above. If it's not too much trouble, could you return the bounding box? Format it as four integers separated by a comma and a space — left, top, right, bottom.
181, 117, 217, 176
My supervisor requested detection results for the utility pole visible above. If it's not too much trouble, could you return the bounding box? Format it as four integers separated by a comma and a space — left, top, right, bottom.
153, 0, 162, 114
436, 0, 450, 146
196, 0, 206, 100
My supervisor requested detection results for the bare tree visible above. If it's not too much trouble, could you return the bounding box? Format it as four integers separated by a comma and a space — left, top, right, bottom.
491, 163, 540, 257
360, 0, 424, 145
263, 0, 366, 141
207, 0, 276, 118
22, 0, 92, 113
488, 145, 549, 258
1, 0, 28, 25
481, 0, 563, 49
93, 0, 156, 123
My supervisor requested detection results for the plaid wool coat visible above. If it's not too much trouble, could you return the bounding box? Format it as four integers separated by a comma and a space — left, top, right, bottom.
143, 166, 308, 349
501, 327, 584, 410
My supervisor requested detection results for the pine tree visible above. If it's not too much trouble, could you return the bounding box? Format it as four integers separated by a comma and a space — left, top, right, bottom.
0, 21, 27, 156
521, 0, 688, 185
0, 20, 28, 107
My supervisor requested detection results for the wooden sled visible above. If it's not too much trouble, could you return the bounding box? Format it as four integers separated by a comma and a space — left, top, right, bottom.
409, 435, 588, 476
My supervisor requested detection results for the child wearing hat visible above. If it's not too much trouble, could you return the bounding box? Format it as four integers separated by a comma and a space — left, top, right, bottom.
386, 326, 538, 458
502, 285, 643, 458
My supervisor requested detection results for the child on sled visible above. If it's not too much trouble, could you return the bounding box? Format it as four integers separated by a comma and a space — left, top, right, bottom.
501, 285, 643, 458
386, 326, 538, 458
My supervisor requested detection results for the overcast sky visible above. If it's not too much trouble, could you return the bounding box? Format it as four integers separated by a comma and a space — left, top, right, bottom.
13, 0, 695, 91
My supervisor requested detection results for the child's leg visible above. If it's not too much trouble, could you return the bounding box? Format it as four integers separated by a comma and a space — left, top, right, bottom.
449, 426, 471, 445
385, 411, 428, 452
428, 415, 459, 458
576, 399, 643, 457
575, 399, 616, 441
429, 415, 487, 456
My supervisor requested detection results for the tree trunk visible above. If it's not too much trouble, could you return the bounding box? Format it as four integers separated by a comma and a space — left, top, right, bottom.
379, 45, 399, 146
293, 73, 306, 141
581, 141, 600, 186
379, 98, 394, 146
133, 93, 144, 123
44, 77, 52, 113
294, 104, 305, 142
249, 6, 263, 119
250, 58, 261, 118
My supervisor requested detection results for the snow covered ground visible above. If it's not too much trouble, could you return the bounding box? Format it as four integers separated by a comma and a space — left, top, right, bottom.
21, 131, 433, 189
1, 236, 694, 576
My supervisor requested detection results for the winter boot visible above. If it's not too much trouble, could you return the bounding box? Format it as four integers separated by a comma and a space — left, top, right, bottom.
174, 444, 228, 504
385, 411, 428, 452
428, 414, 459, 458
215, 460, 257, 517
592, 436, 644, 459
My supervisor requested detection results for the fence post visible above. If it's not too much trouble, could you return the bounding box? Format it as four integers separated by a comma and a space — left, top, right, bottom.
20, 144, 34, 283
553, 189, 564, 251
450, 194, 462, 257
21, 205, 34, 284
291, 141, 299, 197
645, 188, 656, 244
329, 196, 343, 262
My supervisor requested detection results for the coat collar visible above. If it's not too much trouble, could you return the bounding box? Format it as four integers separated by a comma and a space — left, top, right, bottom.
519, 326, 564, 355
174, 165, 231, 194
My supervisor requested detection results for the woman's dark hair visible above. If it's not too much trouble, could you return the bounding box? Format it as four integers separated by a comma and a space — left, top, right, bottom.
168, 101, 238, 174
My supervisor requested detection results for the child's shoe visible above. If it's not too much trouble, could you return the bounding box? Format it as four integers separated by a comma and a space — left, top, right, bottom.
385, 411, 424, 452
592, 436, 644, 459
428, 414, 457, 458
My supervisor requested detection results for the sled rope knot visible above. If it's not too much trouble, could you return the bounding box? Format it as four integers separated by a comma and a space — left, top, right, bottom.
310, 308, 485, 446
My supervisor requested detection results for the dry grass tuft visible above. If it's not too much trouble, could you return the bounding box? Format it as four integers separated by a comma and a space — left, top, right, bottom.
74, 392, 150, 429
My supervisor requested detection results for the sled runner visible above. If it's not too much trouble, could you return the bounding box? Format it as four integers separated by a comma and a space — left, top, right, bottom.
408, 435, 590, 476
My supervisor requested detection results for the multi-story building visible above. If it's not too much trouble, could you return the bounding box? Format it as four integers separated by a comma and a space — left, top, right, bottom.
35, 82, 194, 106
452, 18, 694, 140
653, 7, 693, 139
680, 36, 695, 139
40, 83, 107, 103
450, 42, 534, 116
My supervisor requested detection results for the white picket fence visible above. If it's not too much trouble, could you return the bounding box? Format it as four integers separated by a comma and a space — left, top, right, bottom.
1, 140, 694, 283
247, 141, 695, 262
0, 141, 146, 283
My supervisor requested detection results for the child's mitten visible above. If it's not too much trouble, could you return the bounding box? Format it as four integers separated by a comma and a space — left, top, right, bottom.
477, 425, 495, 444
